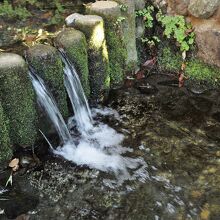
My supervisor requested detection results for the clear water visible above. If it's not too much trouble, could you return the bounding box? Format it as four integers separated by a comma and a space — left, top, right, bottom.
59, 49, 93, 133
29, 67, 72, 144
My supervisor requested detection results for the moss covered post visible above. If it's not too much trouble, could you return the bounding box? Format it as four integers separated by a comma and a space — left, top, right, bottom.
26, 44, 69, 118
86, 1, 127, 87
0, 103, 12, 164
55, 28, 90, 98
113, 0, 138, 71
0, 53, 37, 147
65, 13, 110, 101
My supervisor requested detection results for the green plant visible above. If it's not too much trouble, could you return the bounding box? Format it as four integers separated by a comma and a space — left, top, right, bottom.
157, 11, 195, 52
115, 16, 126, 25
120, 4, 128, 12
136, 6, 154, 28
0, 0, 31, 20
141, 36, 160, 47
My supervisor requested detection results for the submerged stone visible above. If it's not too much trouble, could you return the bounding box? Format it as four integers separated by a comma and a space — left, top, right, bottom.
0, 53, 37, 147
86, 0, 127, 87
66, 13, 110, 101
55, 28, 90, 97
26, 44, 69, 118
0, 103, 12, 164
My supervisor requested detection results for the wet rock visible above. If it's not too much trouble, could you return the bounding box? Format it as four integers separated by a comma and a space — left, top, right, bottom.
0, 53, 37, 147
188, 0, 220, 18
135, 0, 145, 10
168, 0, 189, 15
86, 1, 127, 86
26, 44, 69, 118
0, 27, 19, 48
0, 103, 12, 164
66, 13, 110, 101
194, 22, 220, 68
55, 28, 90, 97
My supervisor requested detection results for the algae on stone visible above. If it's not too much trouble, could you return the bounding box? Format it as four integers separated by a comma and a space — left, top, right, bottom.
26, 44, 69, 118
55, 28, 90, 97
66, 13, 110, 101
158, 46, 220, 84
0, 53, 37, 147
114, 0, 138, 71
0, 103, 12, 163
86, 1, 127, 87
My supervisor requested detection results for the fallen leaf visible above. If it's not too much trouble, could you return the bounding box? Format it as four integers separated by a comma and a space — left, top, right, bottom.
178, 72, 185, 88
9, 158, 19, 168
142, 57, 156, 68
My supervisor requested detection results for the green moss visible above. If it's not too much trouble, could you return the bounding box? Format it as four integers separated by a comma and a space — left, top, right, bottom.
106, 21, 127, 86
158, 46, 220, 84
55, 29, 90, 97
158, 47, 182, 72
0, 103, 12, 163
27, 45, 69, 118
186, 59, 220, 83
0, 54, 37, 147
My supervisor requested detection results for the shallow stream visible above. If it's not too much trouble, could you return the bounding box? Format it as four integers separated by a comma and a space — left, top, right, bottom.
0, 74, 220, 220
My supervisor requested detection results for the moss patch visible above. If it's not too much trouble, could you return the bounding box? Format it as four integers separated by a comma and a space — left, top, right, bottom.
106, 21, 127, 86
158, 47, 220, 85
26, 45, 69, 118
55, 29, 90, 97
0, 53, 37, 147
0, 103, 12, 163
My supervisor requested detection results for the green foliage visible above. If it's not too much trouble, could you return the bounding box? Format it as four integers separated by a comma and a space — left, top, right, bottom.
115, 16, 126, 25
136, 6, 154, 28
141, 35, 161, 47
157, 11, 195, 52
119, 4, 128, 12
0, 0, 31, 20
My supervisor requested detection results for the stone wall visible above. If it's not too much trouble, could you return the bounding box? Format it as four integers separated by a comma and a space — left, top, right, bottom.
153, 0, 220, 68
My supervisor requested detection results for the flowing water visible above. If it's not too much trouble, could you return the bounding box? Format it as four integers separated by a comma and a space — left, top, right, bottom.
29, 66, 72, 144
58, 49, 93, 133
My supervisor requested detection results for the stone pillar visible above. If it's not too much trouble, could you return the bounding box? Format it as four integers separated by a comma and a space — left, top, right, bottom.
65, 13, 110, 101
113, 0, 138, 71
55, 28, 90, 97
0, 103, 12, 164
26, 44, 69, 118
0, 53, 37, 147
86, 1, 127, 87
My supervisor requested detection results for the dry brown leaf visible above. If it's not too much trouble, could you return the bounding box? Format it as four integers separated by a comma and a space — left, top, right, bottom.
9, 158, 19, 168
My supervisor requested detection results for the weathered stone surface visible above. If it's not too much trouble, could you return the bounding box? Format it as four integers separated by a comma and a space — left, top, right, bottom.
194, 21, 220, 68
167, 0, 189, 15
134, 0, 145, 10
86, 1, 127, 86
113, 0, 138, 70
66, 13, 110, 101
188, 0, 220, 19
0, 53, 37, 147
55, 28, 90, 97
26, 44, 69, 118
0, 103, 12, 164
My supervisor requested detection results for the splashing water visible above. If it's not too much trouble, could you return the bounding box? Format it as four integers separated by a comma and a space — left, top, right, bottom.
52, 51, 146, 182
58, 49, 93, 133
29, 67, 72, 144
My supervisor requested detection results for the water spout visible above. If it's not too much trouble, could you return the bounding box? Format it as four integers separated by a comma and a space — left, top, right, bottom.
58, 48, 93, 133
29, 66, 72, 144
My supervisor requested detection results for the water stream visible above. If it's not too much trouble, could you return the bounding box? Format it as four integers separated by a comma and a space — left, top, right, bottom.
29, 66, 73, 144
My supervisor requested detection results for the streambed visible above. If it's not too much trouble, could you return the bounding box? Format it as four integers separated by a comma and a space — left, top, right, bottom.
1, 74, 220, 219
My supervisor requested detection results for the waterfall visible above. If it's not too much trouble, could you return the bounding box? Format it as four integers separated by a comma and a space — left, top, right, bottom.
58, 49, 93, 133
29, 66, 72, 144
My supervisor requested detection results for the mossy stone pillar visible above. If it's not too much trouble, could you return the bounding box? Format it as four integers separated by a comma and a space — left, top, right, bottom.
26, 44, 69, 118
113, 0, 138, 71
66, 13, 110, 101
86, 1, 127, 87
55, 28, 90, 97
0, 53, 37, 147
0, 103, 12, 164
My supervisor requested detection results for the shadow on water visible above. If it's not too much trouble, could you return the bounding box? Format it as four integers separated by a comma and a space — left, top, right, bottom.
1, 74, 220, 219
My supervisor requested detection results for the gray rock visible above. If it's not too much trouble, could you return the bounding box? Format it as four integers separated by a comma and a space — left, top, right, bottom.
188, 0, 220, 18
134, 0, 145, 10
